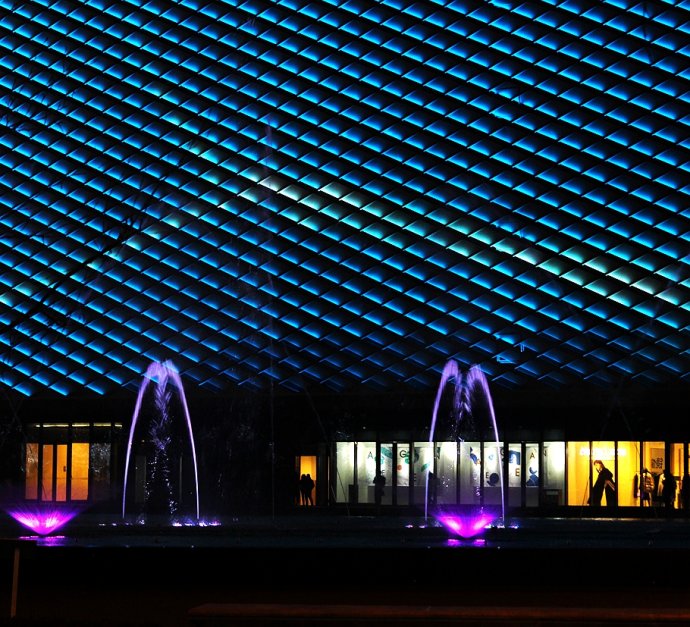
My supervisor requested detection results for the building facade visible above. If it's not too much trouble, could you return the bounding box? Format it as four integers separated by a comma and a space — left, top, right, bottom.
331, 437, 688, 511
21, 417, 690, 515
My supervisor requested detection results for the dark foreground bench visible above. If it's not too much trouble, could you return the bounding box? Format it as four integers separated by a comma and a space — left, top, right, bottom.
188, 603, 690, 626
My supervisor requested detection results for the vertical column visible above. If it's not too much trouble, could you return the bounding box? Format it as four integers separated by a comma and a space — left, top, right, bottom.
538, 440, 544, 507
66, 423, 73, 502
352, 442, 358, 505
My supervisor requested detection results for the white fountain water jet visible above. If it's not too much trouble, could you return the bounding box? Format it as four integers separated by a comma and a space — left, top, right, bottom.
426, 360, 505, 528
122, 360, 200, 521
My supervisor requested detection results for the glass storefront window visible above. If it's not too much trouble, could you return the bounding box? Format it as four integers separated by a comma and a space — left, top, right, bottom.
436, 442, 457, 504
380, 443, 393, 505
543, 442, 565, 506
567, 441, 590, 506
356, 442, 377, 503
330, 437, 690, 511
28, 442, 90, 503
459, 441, 480, 505
681, 447, 690, 511
643, 441, 665, 506
670, 443, 683, 477
507, 444, 521, 488
616, 442, 637, 507
413, 442, 434, 506
42, 444, 54, 501
25, 443, 39, 500
525, 443, 539, 507
90, 443, 112, 502
55, 445, 68, 502
591, 441, 616, 507
664, 442, 682, 510
396, 444, 410, 505
483, 441, 502, 505
23, 422, 121, 505
670, 442, 683, 509
335, 442, 354, 503
507, 442, 521, 507
71, 443, 90, 501
645, 441, 665, 474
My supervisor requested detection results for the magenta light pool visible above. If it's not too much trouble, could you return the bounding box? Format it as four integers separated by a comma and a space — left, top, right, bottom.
436, 512, 493, 539
7, 504, 81, 535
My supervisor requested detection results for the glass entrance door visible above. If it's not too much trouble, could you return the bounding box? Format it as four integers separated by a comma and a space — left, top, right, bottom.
39, 444, 68, 501
25, 443, 88, 502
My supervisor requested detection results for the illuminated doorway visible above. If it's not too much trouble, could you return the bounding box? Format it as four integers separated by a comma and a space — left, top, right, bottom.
25, 443, 90, 502
297, 455, 317, 505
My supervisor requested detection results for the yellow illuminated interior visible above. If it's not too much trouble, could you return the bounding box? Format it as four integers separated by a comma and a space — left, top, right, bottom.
616, 442, 637, 507
25, 442, 90, 502
299, 455, 317, 501
42, 444, 54, 501
567, 441, 590, 506
71, 443, 89, 501
56, 445, 67, 502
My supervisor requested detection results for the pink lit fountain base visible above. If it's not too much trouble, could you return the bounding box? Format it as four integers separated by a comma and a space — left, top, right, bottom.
6, 502, 83, 536
434, 507, 503, 544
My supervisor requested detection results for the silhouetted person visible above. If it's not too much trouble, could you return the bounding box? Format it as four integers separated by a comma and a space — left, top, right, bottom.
373, 471, 386, 507
681, 474, 690, 511
305, 473, 315, 505
661, 469, 677, 511
590, 460, 616, 507
638, 468, 653, 506
300, 473, 314, 506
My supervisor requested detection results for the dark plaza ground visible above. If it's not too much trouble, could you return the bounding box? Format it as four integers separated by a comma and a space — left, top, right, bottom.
3, 509, 690, 626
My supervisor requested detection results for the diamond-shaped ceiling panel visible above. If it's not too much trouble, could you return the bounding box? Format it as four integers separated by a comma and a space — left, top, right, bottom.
1, 0, 689, 396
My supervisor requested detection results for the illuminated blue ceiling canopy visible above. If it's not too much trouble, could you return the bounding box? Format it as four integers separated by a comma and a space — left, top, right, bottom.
0, 0, 689, 396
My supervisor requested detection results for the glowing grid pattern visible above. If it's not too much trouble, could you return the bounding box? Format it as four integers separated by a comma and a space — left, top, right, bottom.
0, 0, 689, 395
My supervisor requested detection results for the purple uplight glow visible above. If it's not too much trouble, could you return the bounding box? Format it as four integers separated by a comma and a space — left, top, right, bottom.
436, 511, 493, 539
7, 503, 81, 535
426, 361, 505, 525
122, 360, 200, 521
